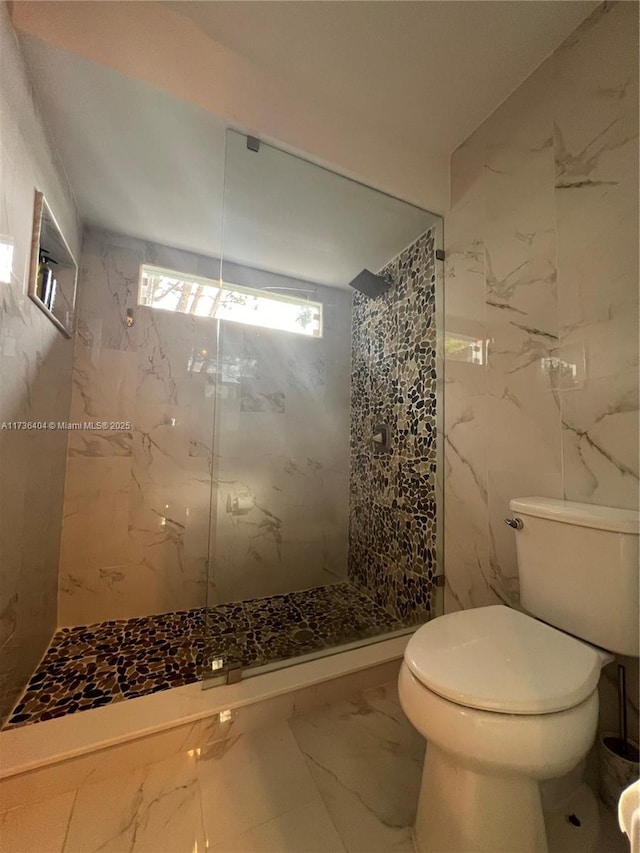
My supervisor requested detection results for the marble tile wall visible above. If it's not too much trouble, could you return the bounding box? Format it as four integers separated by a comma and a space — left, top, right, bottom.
444, 1, 638, 735
58, 228, 220, 625
211, 283, 352, 603
0, 4, 81, 723
348, 229, 439, 623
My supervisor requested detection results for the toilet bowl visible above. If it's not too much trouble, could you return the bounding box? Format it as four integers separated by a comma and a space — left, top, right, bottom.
398, 605, 611, 853
399, 497, 639, 852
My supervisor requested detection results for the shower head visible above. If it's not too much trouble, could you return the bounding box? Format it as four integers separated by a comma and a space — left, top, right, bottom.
348, 268, 391, 299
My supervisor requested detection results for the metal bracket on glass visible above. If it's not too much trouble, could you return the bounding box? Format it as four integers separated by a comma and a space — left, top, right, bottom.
226, 664, 242, 685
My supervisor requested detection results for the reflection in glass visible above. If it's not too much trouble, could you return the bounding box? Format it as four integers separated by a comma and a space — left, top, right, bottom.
445, 332, 487, 364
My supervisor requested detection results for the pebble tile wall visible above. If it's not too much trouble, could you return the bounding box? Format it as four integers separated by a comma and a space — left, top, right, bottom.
348, 228, 438, 624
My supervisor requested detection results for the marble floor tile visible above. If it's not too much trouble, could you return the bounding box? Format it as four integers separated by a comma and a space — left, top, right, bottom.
198, 722, 319, 849
289, 683, 424, 853
0, 790, 76, 853
1, 683, 416, 853
64, 751, 204, 853
597, 801, 627, 853
208, 798, 347, 853
7, 679, 622, 853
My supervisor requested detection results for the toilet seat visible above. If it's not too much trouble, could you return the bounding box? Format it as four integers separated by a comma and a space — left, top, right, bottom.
404, 605, 605, 715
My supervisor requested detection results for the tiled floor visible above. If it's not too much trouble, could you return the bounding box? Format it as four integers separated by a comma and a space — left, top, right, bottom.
0, 682, 423, 853
0, 681, 628, 853
599, 806, 630, 853
4, 583, 400, 729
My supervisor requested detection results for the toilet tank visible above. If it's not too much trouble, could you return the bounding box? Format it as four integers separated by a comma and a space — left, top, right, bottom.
509, 497, 639, 657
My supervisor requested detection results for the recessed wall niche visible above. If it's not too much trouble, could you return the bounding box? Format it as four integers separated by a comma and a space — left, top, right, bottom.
27, 190, 78, 338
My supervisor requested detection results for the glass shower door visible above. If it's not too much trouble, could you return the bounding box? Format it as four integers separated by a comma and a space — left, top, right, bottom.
203, 130, 443, 687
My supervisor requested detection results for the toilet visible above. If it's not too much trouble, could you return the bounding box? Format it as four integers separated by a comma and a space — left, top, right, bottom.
398, 497, 639, 853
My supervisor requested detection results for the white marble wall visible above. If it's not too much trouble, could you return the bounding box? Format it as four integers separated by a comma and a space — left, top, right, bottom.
58, 228, 352, 622
211, 285, 352, 603
0, 3, 81, 722
444, 2, 638, 733
58, 229, 220, 625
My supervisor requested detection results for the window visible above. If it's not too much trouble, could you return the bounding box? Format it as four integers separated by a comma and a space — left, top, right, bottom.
139, 265, 322, 337
0, 236, 14, 284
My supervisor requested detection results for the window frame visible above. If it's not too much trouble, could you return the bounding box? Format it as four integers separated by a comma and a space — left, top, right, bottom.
138, 264, 323, 338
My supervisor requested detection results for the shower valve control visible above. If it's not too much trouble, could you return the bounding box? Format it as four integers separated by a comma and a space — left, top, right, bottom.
504, 517, 523, 530
372, 423, 391, 454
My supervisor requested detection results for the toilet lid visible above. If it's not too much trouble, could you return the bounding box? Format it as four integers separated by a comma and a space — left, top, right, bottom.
404, 605, 603, 714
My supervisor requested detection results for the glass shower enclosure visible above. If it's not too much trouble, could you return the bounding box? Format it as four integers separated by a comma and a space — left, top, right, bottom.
202, 131, 444, 687
1, 38, 442, 732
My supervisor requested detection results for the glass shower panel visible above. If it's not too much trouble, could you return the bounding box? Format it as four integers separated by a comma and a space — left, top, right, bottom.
203, 130, 443, 686
212, 307, 352, 604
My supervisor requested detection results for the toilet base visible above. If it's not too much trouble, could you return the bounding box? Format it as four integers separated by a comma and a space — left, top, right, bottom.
413, 742, 548, 853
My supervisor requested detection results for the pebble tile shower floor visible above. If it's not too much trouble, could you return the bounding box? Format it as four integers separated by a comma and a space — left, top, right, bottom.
4, 582, 400, 729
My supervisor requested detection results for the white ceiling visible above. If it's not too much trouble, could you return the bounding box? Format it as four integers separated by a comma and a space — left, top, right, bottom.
19, 34, 228, 262
19, 34, 436, 288
17, 1, 597, 288
166, 0, 599, 171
